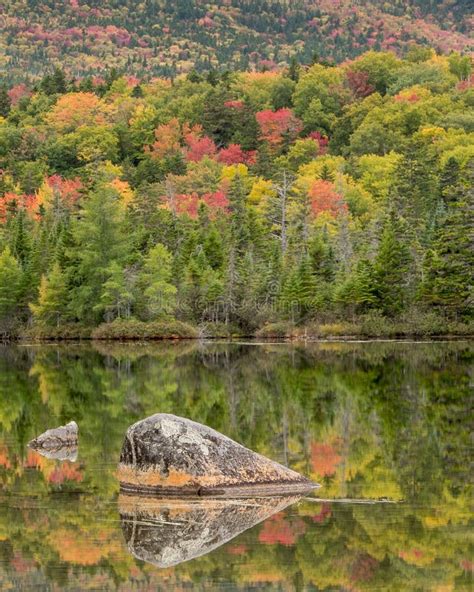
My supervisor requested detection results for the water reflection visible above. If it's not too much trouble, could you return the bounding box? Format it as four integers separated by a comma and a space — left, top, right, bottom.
119, 494, 303, 567
0, 340, 472, 590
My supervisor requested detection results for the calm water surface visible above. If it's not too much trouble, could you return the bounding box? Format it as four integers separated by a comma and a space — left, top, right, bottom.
0, 340, 472, 591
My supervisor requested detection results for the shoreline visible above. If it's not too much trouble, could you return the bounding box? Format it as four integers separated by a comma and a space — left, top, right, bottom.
5, 316, 473, 343
8, 333, 474, 344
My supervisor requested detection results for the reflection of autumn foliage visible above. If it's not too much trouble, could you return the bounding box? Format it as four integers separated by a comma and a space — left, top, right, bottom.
227, 544, 247, 555
48, 462, 83, 484
0, 446, 11, 468
311, 503, 332, 523
258, 513, 306, 546
308, 180, 347, 219
311, 441, 342, 476
50, 528, 109, 565
399, 548, 427, 566
11, 551, 35, 574
350, 553, 378, 583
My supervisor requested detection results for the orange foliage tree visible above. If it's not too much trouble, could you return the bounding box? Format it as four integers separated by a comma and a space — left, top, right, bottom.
308, 180, 347, 218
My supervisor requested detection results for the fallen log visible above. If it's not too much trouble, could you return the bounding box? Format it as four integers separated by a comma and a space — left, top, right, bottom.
118, 413, 317, 496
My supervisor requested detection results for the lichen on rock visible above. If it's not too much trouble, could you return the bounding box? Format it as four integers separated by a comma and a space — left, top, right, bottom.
118, 413, 318, 496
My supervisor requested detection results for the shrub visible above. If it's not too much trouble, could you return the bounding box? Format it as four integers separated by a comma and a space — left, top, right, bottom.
91, 318, 198, 340
255, 322, 296, 339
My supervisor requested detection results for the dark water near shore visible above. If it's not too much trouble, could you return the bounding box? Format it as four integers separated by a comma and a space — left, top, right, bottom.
0, 340, 472, 591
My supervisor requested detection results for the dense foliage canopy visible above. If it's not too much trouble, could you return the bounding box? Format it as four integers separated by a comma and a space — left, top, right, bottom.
0, 49, 472, 336
0, 0, 472, 84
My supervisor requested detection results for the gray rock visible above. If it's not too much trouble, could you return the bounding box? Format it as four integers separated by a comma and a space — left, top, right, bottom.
119, 493, 303, 567
118, 413, 317, 496
28, 421, 78, 461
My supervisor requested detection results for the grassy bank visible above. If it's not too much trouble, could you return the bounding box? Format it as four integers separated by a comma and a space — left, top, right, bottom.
256, 312, 474, 340
20, 319, 198, 341
14, 313, 474, 342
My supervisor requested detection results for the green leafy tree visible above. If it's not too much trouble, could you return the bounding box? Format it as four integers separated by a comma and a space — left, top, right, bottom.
29, 262, 69, 327
140, 243, 177, 318
97, 262, 135, 321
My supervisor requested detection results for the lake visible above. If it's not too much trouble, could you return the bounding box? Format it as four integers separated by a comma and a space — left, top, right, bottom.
0, 340, 472, 590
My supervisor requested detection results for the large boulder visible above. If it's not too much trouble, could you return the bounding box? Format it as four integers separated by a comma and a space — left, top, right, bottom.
118, 413, 317, 496
119, 493, 302, 567
27, 421, 78, 461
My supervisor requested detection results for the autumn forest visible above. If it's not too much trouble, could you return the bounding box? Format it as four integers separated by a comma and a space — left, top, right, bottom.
0, 45, 473, 338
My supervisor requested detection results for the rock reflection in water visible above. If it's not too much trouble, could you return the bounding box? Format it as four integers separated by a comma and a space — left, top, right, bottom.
27, 421, 78, 461
119, 493, 302, 567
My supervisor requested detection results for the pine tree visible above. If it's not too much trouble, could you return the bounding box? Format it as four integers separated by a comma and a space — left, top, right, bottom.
9, 209, 31, 268
375, 213, 412, 316
69, 186, 130, 323
0, 247, 22, 327
280, 268, 301, 322
288, 57, 301, 82
203, 225, 224, 270
0, 86, 11, 118
420, 161, 474, 318
335, 258, 377, 314
29, 262, 69, 327
297, 256, 318, 316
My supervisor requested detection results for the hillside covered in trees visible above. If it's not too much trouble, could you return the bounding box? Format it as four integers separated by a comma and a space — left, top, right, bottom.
0, 48, 472, 338
1, 0, 472, 83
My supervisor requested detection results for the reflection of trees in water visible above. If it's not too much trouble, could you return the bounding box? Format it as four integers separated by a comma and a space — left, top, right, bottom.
0, 341, 472, 589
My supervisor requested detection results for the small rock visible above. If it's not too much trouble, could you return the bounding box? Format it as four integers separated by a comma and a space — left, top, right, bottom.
118, 413, 317, 496
28, 421, 78, 461
119, 493, 303, 567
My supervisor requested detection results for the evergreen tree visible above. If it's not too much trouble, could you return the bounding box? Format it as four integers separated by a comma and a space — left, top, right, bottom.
335, 258, 377, 314
9, 209, 31, 268
140, 243, 177, 318
0, 247, 22, 328
288, 57, 301, 82
69, 186, 130, 323
280, 268, 301, 322
0, 86, 11, 118
98, 262, 135, 321
420, 161, 474, 318
29, 262, 69, 327
375, 213, 412, 316
297, 256, 319, 316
